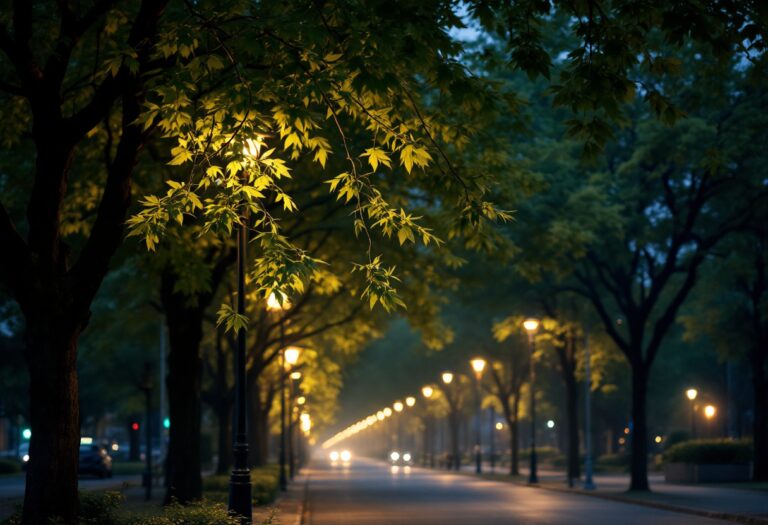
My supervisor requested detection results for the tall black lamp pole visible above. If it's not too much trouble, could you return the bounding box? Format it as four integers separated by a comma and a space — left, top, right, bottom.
524, 318, 540, 484
228, 213, 252, 523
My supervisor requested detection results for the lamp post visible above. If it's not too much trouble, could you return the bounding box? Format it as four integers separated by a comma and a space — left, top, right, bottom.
489, 405, 495, 473
523, 318, 540, 484
421, 386, 434, 467
140, 362, 153, 502
405, 396, 416, 451
704, 404, 716, 437
686, 388, 698, 439
470, 358, 487, 474
288, 371, 301, 479
280, 346, 300, 491
441, 372, 458, 470
229, 138, 267, 522
394, 401, 404, 451
583, 328, 596, 490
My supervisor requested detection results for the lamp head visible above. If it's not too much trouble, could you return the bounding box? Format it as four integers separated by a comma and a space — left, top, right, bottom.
523, 318, 540, 333
470, 358, 487, 376
393, 401, 404, 412
704, 404, 716, 419
686, 388, 698, 401
421, 386, 434, 399
290, 371, 302, 380
441, 372, 454, 385
405, 396, 416, 407
383, 407, 393, 417
284, 347, 301, 366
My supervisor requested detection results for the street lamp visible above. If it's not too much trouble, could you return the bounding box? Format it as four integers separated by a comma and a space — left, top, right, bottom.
421, 386, 434, 467
288, 369, 301, 480
406, 396, 416, 408
228, 139, 267, 523
523, 318, 539, 484
279, 345, 300, 491
583, 327, 596, 490
704, 405, 716, 419
686, 388, 698, 439
470, 358, 486, 474
442, 372, 454, 385
393, 401, 404, 412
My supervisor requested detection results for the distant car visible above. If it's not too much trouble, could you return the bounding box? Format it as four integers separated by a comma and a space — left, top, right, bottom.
78, 444, 112, 478
329, 449, 352, 465
389, 450, 413, 466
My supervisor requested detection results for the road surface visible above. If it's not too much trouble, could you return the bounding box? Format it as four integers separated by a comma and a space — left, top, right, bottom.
306, 458, 738, 524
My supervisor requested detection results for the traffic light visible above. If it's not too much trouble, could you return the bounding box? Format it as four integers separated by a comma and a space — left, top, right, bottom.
129, 420, 140, 461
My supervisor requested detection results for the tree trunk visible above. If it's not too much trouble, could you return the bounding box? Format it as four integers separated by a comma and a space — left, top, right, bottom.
162, 275, 204, 504
510, 395, 520, 476
751, 349, 768, 481
629, 364, 649, 491
449, 412, 461, 470
22, 319, 82, 524
565, 374, 580, 480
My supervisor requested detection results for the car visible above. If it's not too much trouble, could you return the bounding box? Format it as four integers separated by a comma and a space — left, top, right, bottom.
389, 450, 413, 466
328, 449, 352, 465
78, 444, 113, 478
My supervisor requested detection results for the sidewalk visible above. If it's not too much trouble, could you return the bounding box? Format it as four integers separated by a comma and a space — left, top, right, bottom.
460, 464, 768, 525
258, 474, 307, 525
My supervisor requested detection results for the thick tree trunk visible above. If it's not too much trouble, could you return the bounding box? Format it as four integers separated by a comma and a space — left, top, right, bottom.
449, 412, 460, 470
629, 364, 649, 491
751, 350, 768, 481
22, 319, 82, 524
162, 275, 204, 504
565, 375, 580, 480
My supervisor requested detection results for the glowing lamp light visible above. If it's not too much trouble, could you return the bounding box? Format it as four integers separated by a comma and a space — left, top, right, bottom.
405, 396, 416, 408
284, 347, 301, 366
383, 408, 393, 417
111, 443, 119, 451
655, 435, 663, 444
22, 428, 31, 440
546, 419, 555, 429
290, 371, 302, 380
266, 291, 291, 311
470, 358, 487, 376
686, 388, 698, 401
377, 411, 385, 420
422, 386, 434, 398
243, 137, 264, 159
393, 401, 404, 412
495, 422, 504, 430
523, 318, 540, 333
704, 405, 716, 419
297, 396, 306, 405
442, 372, 454, 385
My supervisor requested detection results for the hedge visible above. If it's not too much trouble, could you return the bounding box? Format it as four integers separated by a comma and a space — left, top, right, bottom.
0, 459, 21, 475
663, 439, 753, 465
203, 464, 281, 506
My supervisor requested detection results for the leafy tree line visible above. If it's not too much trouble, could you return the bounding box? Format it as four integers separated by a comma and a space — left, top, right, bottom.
0, 1, 764, 523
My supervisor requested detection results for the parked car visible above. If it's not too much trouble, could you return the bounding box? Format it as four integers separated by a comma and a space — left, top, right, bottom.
78, 444, 113, 478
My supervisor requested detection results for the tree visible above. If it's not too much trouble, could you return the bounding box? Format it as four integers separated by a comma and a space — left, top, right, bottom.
0, 3, 170, 521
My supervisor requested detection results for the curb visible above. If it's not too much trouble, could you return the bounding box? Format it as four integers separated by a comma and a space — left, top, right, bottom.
470, 472, 768, 525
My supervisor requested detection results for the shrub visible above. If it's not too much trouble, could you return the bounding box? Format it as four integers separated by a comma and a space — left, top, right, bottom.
111, 461, 145, 476
595, 453, 630, 471
664, 430, 691, 448
78, 491, 123, 524
128, 502, 240, 525
519, 447, 560, 460
663, 439, 753, 465
203, 465, 280, 506
0, 459, 21, 474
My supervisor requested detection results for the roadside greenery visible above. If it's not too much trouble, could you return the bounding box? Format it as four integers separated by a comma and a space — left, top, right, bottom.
664, 440, 753, 466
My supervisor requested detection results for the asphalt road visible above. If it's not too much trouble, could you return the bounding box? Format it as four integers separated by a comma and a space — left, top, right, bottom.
306, 458, 738, 525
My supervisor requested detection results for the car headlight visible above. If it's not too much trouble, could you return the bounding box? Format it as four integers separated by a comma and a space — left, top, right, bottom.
329, 451, 339, 461
22, 454, 29, 462
341, 450, 351, 462
403, 453, 411, 462
390, 451, 400, 462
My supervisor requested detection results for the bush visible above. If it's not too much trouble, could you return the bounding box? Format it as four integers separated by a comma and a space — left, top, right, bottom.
663, 439, 752, 465
664, 430, 691, 448
519, 447, 560, 460
128, 502, 240, 525
203, 465, 280, 506
595, 453, 630, 471
111, 461, 145, 476
0, 459, 21, 474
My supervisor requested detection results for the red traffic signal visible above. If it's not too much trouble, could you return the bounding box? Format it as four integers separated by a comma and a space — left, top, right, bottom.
131, 422, 140, 431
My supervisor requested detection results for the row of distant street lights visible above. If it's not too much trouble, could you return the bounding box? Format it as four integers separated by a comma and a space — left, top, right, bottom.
322, 318, 591, 486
